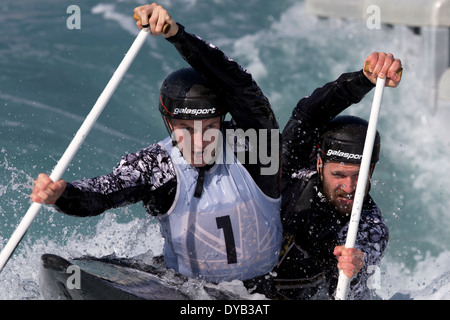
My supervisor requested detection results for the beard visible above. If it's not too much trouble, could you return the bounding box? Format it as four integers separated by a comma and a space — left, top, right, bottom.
328, 191, 354, 216
320, 174, 355, 216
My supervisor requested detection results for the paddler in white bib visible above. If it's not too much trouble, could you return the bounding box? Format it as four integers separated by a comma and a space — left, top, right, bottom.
30, 3, 282, 285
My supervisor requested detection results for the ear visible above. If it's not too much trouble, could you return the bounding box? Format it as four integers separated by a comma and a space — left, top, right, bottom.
316, 156, 324, 181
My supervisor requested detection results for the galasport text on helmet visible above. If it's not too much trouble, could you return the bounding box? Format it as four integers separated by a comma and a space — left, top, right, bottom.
158, 68, 227, 122
318, 115, 381, 164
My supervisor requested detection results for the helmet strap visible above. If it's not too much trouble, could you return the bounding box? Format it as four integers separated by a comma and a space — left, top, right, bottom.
194, 167, 206, 198
161, 115, 174, 137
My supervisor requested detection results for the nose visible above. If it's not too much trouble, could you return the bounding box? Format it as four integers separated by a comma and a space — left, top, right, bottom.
192, 130, 204, 152
340, 177, 357, 194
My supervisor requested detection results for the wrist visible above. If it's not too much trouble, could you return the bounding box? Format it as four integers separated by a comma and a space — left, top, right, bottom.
165, 22, 184, 41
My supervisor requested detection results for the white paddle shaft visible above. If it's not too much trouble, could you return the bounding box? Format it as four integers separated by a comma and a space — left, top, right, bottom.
335, 76, 386, 300
0, 29, 150, 273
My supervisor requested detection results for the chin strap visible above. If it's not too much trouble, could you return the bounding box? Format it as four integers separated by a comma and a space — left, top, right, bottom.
194, 167, 206, 198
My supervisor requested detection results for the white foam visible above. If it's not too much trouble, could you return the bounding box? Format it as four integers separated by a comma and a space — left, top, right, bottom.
91, 4, 139, 37
0, 211, 164, 300
91, 3, 161, 51
377, 250, 450, 300
0, 211, 265, 300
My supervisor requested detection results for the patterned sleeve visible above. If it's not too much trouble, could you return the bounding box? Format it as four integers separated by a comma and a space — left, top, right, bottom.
339, 199, 389, 299
356, 206, 389, 267
54, 143, 177, 217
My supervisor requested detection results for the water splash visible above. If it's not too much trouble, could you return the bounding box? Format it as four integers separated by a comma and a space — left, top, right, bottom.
2, 0, 449, 300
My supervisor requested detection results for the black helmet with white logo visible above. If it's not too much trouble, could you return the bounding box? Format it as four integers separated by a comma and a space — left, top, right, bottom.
158, 68, 227, 123
318, 115, 381, 164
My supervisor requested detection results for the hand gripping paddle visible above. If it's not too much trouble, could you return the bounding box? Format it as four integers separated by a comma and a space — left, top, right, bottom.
0, 20, 159, 274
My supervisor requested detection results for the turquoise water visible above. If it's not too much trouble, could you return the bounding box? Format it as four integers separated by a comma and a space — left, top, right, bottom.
1, 0, 449, 299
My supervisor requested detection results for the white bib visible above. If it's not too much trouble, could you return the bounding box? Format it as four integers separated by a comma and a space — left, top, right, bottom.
157, 137, 282, 283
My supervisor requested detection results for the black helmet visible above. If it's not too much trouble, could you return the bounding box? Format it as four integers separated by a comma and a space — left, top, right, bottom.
318, 115, 381, 164
158, 68, 227, 122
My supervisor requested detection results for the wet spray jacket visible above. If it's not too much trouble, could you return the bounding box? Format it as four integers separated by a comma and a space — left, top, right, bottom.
54, 24, 282, 283
274, 71, 389, 300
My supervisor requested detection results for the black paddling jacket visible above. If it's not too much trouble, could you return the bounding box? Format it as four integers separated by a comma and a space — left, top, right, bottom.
274, 71, 389, 300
